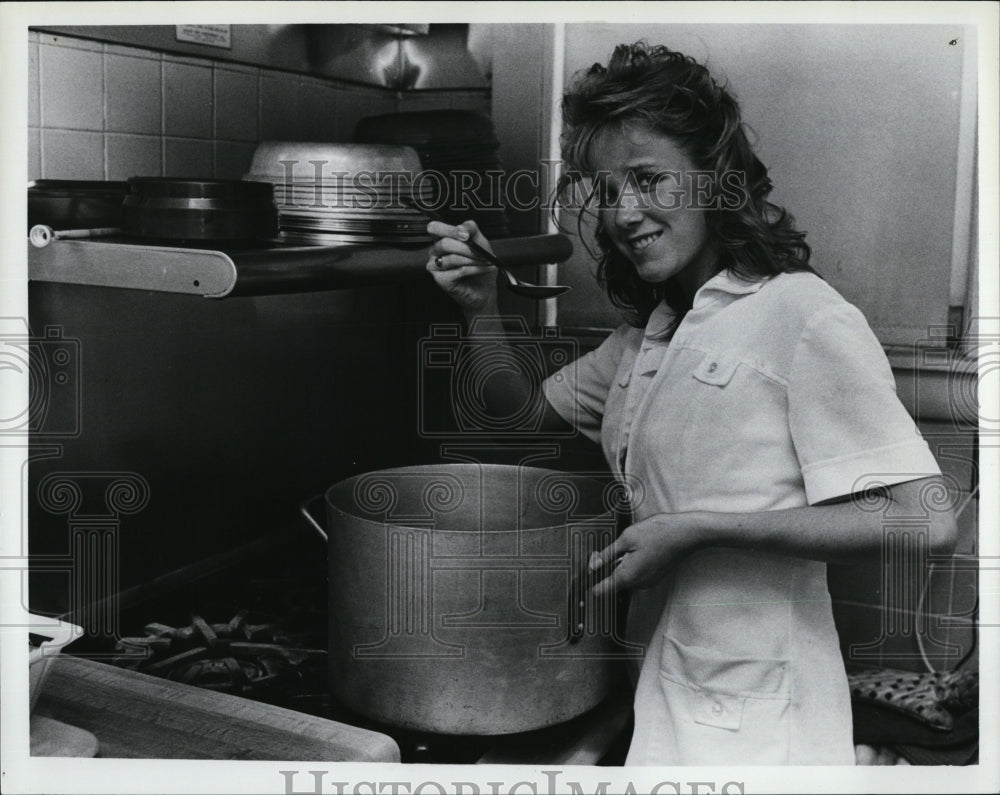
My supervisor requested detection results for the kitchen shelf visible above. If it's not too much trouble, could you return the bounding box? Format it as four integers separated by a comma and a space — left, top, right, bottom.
28, 234, 574, 298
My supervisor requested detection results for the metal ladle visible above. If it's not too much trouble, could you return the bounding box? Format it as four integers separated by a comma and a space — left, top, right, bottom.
29, 225, 122, 248
407, 200, 572, 299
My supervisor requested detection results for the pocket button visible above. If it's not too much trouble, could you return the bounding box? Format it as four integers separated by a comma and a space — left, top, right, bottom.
689, 689, 744, 730
692, 355, 736, 386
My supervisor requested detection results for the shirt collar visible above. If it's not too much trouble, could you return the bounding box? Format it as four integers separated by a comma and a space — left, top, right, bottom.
690, 269, 769, 311
643, 270, 769, 338
643, 300, 677, 339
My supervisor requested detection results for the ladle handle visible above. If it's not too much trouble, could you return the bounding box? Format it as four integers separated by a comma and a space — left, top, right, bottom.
29, 225, 122, 248
299, 494, 328, 542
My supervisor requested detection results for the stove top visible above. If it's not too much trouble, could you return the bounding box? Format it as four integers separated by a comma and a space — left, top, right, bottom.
67, 532, 631, 765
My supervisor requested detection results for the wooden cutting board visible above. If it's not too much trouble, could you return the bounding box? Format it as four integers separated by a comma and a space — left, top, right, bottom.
30, 716, 99, 757
33, 655, 399, 761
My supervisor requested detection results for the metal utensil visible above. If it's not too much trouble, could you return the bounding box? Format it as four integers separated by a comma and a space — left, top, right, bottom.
406, 199, 572, 299
29, 225, 123, 248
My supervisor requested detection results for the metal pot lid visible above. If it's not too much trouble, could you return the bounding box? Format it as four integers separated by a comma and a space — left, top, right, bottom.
28, 180, 129, 196
126, 177, 275, 200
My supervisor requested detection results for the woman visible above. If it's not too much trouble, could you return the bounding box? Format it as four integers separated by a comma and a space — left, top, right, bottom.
425, 43, 955, 765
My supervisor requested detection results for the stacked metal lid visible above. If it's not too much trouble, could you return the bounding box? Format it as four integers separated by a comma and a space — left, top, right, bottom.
354, 110, 510, 238
244, 143, 433, 246
122, 178, 278, 242
28, 180, 128, 231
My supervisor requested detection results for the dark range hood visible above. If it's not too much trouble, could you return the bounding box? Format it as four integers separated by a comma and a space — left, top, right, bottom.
307, 24, 489, 90
33, 24, 490, 91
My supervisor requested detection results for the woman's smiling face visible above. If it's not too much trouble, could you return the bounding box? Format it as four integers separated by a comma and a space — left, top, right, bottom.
590, 123, 720, 296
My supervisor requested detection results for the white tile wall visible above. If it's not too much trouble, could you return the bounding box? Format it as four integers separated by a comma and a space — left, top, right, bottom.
298, 76, 341, 143
40, 44, 104, 130
164, 137, 214, 178
259, 73, 301, 141
105, 53, 162, 134
106, 133, 161, 180
29, 31, 492, 184
215, 140, 258, 180
42, 129, 103, 179
330, 86, 398, 141
214, 66, 259, 141
164, 59, 214, 138
29, 38, 40, 127
28, 128, 41, 179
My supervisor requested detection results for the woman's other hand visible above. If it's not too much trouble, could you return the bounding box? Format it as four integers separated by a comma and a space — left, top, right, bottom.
588, 512, 707, 598
426, 220, 499, 314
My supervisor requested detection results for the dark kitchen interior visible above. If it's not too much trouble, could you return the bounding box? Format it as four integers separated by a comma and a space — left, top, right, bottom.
21, 21, 981, 769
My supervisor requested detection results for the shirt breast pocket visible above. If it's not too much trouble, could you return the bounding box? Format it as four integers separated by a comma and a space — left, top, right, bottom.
690, 354, 739, 387
676, 351, 791, 504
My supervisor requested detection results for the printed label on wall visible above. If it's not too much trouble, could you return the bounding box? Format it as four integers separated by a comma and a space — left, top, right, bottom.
175, 25, 232, 49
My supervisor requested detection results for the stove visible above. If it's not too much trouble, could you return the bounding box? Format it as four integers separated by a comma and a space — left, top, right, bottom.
112, 612, 322, 699
71, 531, 631, 765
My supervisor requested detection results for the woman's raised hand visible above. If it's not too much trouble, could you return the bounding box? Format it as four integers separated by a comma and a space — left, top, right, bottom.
425, 220, 499, 314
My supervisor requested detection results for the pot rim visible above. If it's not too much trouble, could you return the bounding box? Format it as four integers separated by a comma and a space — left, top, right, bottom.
324, 462, 620, 535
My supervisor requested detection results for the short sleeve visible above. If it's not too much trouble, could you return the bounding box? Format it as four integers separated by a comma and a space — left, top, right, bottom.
542, 324, 631, 443
788, 303, 941, 504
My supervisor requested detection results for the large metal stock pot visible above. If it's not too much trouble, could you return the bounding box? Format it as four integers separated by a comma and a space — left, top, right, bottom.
318, 463, 623, 735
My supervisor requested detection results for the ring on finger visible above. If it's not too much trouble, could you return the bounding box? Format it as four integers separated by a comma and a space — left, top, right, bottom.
434, 255, 445, 270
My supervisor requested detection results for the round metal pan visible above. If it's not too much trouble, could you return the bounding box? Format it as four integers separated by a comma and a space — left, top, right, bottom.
27, 180, 128, 231
123, 178, 278, 241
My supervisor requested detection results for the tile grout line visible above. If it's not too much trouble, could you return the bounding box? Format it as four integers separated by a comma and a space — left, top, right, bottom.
37, 41, 45, 178
212, 64, 218, 178
102, 45, 109, 180
160, 58, 166, 177
256, 69, 262, 143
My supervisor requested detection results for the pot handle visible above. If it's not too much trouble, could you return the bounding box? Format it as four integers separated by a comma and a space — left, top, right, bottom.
568, 555, 621, 644
299, 494, 328, 542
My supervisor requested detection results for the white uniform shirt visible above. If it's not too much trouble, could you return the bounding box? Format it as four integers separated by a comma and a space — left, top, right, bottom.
543, 269, 941, 765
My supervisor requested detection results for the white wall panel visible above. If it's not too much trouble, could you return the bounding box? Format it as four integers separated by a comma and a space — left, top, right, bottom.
556, 23, 971, 348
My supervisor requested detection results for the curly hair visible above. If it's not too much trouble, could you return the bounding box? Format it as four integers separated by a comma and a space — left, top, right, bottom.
556, 42, 816, 328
